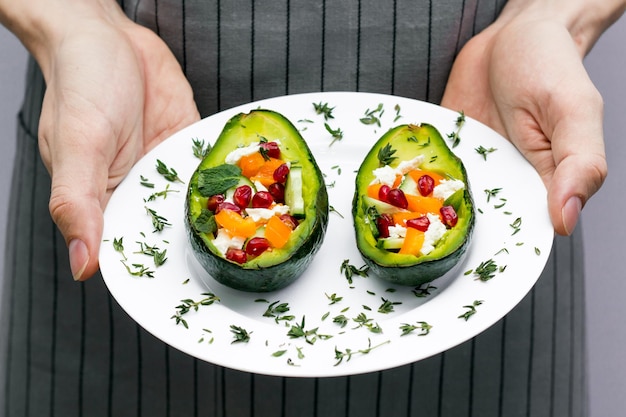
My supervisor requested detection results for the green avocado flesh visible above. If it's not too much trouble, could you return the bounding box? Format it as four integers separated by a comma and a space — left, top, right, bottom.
352, 123, 474, 287
186, 110, 329, 292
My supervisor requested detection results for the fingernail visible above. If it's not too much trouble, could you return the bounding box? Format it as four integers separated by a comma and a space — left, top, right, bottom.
562, 196, 582, 236
69, 239, 89, 281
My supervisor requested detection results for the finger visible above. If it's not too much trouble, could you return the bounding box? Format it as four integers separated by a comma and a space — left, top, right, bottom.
547, 99, 607, 235
41, 115, 136, 281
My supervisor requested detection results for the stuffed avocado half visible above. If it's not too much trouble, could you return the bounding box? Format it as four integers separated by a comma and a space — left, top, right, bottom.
185, 109, 329, 292
352, 123, 474, 287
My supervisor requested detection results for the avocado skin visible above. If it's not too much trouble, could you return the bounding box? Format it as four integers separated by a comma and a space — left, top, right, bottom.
352, 124, 475, 287
185, 110, 329, 292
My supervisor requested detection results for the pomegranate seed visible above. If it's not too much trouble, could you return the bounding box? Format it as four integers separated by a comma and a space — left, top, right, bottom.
207, 194, 225, 212
273, 163, 290, 183
259, 141, 281, 159
386, 188, 408, 209
279, 214, 299, 230
440, 205, 458, 228
268, 182, 285, 203
406, 215, 430, 232
232, 185, 252, 209
378, 184, 391, 202
215, 201, 242, 215
376, 213, 394, 238
225, 247, 247, 264
252, 191, 274, 208
245, 237, 271, 257
417, 175, 435, 196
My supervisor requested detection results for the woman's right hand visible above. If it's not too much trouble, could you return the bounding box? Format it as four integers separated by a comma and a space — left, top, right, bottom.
3, 1, 200, 280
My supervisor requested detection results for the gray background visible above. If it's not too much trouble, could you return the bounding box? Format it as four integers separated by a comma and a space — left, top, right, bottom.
0, 15, 625, 417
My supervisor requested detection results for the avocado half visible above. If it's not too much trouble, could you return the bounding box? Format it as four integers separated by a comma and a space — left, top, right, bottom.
185, 110, 329, 292
352, 123, 474, 286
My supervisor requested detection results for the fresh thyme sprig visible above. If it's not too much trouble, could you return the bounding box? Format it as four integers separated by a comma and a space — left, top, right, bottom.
286, 316, 331, 344
144, 184, 179, 202
377, 143, 397, 167
145, 206, 171, 232
324, 123, 344, 146
156, 159, 184, 183
399, 321, 432, 336
140, 175, 155, 188
340, 260, 369, 284
263, 300, 295, 323
230, 325, 252, 344
134, 241, 168, 266
377, 297, 401, 314
113, 237, 127, 260
192, 138, 211, 159
170, 293, 221, 328
484, 187, 502, 203
326, 293, 343, 305
510, 217, 522, 235
352, 312, 382, 333
333, 338, 390, 366
458, 300, 484, 321
313, 102, 335, 120
121, 261, 155, 278
475, 145, 497, 160
447, 110, 466, 148
360, 103, 384, 127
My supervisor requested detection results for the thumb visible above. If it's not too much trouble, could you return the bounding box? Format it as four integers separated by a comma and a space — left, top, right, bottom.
48, 168, 109, 281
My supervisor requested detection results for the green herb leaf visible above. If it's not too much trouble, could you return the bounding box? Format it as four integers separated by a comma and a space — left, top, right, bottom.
197, 164, 243, 197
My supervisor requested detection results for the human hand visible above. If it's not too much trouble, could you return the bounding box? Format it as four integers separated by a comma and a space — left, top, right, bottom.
442, 4, 612, 236
34, 5, 199, 280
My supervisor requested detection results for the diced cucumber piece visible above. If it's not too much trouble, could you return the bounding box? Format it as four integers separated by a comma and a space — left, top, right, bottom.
361, 195, 407, 215
398, 174, 418, 195
285, 166, 305, 217
376, 237, 404, 250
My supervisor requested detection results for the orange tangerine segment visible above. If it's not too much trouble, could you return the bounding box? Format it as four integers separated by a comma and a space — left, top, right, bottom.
367, 183, 383, 199
214, 209, 257, 239
238, 152, 266, 178
392, 211, 425, 227
399, 227, 425, 256
250, 157, 285, 187
265, 215, 292, 249
406, 194, 443, 215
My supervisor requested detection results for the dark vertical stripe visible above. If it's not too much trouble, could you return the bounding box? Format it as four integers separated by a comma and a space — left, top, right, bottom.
375, 372, 383, 417
454, 0, 467, 53
320, 0, 326, 91
472, 0, 480, 35
425, 0, 433, 101
437, 353, 445, 417
355, 0, 362, 91
468, 339, 475, 417
498, 316, 508, 416
154, 0, 160, 35
193, 359, 198, 417
107, 294, 115, 417
137, 326, 142, 417
285, 0, 291, 94
526, 288, 537, 417
78, 284, 86, 415
550, 249, 559, 417
182, 0, 187, 73
24, 113, 38, 417
390, 0, 397, 95
217, 0, 222, 111
50, 224, 58, 415
165, 347, 171, 417
133, 0, 141, 22
406, 363, 415, 417
250, 0, 256, 101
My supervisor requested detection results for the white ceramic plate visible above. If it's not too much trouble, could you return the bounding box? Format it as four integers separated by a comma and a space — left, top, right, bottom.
100, 92, 553, 378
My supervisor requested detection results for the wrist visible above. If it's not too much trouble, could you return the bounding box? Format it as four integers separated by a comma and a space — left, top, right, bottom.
496, 0, 626, 55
